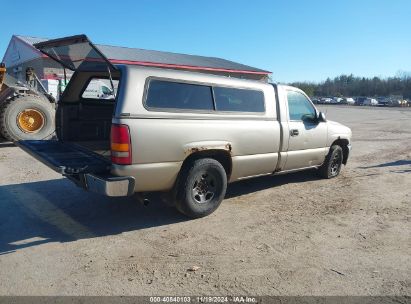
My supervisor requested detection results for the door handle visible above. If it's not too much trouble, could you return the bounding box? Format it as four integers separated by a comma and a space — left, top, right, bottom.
290, 129, 299, 136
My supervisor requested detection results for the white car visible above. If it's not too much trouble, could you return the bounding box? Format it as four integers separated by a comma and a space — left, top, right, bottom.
332, 97, 343, 104
320, 97, 333, 104
363, 98, 378, 106
343, 97, 355, 105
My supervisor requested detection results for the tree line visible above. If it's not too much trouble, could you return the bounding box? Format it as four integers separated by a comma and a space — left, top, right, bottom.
289, 72, 411, 99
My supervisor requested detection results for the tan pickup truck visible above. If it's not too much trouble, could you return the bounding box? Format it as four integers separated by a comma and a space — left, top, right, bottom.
17, 35, 352, 218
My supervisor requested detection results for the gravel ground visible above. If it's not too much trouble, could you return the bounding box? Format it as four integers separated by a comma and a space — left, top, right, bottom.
0, 106, 410, 296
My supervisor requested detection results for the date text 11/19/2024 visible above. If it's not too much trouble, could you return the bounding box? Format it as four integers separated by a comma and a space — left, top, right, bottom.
149, 296, 258, 303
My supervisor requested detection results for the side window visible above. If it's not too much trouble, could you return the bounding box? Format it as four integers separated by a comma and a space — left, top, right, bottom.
214, 87, 265, 112
146, 80, 214, 111
81, 78, 118, 100
287, 91, 316, 121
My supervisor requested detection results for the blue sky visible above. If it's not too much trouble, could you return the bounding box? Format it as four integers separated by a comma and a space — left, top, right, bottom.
1, 0, 409, 82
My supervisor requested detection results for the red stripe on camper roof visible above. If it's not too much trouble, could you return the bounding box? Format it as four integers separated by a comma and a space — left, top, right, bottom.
39, 54, 271, 75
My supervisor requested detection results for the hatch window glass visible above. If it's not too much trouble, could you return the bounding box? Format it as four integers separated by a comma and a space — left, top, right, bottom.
146, 80, 214, 111
214, 87, 265, 112
35, 36, 115, 72
81, 78, 118, 100
287, 91, 316, 121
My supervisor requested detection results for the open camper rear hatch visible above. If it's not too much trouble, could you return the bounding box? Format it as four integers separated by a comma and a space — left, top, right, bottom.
34, 34, 117, 72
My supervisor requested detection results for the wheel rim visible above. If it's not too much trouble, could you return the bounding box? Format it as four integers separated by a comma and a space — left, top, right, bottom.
330, 151, 342, 176
17, 108, 45, 133
192, 171, 217, 204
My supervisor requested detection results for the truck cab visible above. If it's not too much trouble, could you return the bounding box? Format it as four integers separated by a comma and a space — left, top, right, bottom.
16, 35, 352, 218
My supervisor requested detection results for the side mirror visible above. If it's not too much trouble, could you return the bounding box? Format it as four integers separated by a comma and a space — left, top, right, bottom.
317, 111, 326, 122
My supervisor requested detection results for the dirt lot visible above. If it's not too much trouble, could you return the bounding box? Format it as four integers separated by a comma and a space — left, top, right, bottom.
0, 106, 410, 296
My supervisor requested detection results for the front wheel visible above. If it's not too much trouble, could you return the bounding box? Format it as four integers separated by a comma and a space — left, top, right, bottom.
175, 158, 227, 218
318, 145, 343, 178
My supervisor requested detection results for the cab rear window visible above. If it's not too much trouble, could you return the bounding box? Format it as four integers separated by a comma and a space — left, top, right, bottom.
214, 87, 265, 112
81, 78, 119, 100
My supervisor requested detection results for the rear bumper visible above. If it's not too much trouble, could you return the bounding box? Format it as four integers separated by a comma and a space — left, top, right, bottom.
70, 174, 135, 197
15, 140, 135, 197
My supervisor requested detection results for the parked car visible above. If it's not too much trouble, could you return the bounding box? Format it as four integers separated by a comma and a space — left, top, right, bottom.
341, 97, 355, 105
355, 97, 367, 106
332, 97, 343, 104
311, 97, 320, 104
388, 98, 407, 107
320, 97, 333, 104
377, 97, 389, 106
363, 98, 379, 106
16, 35, 353, 218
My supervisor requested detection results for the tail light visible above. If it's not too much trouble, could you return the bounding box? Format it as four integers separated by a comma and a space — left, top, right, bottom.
110, 124, 132, 165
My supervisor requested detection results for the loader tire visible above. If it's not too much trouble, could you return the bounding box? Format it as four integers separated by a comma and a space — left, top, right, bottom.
0, 94, 55, 142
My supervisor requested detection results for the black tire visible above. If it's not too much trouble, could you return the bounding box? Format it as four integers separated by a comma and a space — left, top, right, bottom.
318, 145, 343, 178
175, 158, 227, 218
0, 94, 55, 141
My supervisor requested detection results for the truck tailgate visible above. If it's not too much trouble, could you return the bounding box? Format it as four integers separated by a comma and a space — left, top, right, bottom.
16, 140, 111, 175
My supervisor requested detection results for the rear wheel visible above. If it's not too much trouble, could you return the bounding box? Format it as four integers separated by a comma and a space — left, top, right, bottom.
318, 145, 343, 178
0, 94, 55, 141
175, 158, 227, 218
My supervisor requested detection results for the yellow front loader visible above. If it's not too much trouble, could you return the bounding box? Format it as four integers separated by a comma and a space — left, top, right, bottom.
0, 63, 55, 141
0, 63, 6, 91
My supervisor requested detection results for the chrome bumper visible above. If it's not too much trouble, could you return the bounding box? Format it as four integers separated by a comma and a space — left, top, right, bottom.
83, 174, 135, 197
